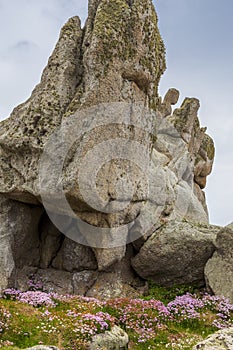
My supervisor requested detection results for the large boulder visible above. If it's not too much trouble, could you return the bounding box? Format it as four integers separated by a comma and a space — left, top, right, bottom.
0, 0, 215, 294
132, 220, 220, 286
205, 223, 233, 302
192, 327, 233, 350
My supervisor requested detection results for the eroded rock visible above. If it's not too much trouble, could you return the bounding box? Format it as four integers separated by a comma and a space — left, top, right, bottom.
0, 0, 215, 295
73, 270, 98, 295
87, 245, 146, 299
192, 327, 233, 350
132, 220, 220, 286
205, 223, 233, 303
52, 237, 97, 272
89, 325, 129, 350
0, 195, 42, 290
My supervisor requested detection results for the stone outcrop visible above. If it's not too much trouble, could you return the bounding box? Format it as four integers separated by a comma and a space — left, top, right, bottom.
89, 325, 129, 350
192, 327, 233, 350
205, 223, 233, 303
132, 220, 220, 286
0, 196, 42, 290
0, 0, 215, 296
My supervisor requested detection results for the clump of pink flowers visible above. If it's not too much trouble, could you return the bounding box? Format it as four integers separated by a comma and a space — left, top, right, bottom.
68, 311, 116, 339
167, 292, 233, 329
1, 287, 233, 347
104, 298, 171, 343
2, 289, 57, 308
167, 293, 204, 320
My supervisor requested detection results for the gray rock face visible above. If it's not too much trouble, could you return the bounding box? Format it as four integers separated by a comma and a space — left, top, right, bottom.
89, 325, 129, 350
39, 215, 63, 269
132, 221, 220, 286
15, 267, 74, 295
205, 223, 233, 303
0, 16, 83, 204
0, 196, 15, 289
86, 245, 146, 299
52, 237, 97, 272
192, 327, 233, 350
0, 195, 42, 290
86, 271, 142, 300
0, 0, 215, 296
73, 270, 98, 295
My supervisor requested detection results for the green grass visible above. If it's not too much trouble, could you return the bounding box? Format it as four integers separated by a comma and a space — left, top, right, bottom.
144, 281, 202, 304
0, 285, 232, 350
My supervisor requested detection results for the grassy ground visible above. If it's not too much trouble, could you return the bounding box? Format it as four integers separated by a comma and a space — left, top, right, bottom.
0, 283, 233, 349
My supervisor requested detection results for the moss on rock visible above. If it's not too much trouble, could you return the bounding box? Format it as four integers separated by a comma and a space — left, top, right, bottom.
202, 134, 215, 160
91, 0, 166, 99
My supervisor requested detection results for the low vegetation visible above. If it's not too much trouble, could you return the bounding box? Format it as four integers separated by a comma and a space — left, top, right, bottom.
0, 283, 233, 350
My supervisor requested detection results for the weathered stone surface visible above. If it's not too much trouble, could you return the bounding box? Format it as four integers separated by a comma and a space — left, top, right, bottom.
39, 214, 63, 269
52, 237, 97, 272
132, 220, 220, 286
205, 223, 233, 302
73, 270, 98, 295
154, 95, 212, 223
159, 87, 180, 117
0, 16, 83, 204
0, 196, 17, 289
93, 246, 126, 271
192, 327, 233, 350
0, 0, 215, 295
80, 0, 166, 108
89, 325, 129, 350
0, 0, 212, 224
15, 266, 99, 296
0, 0, 166, 205
36, 268, 74, 294
15, 267, 74, 294
0, 0, 167, 273
0, 195, 42, 290
86, 271, 142, 300
87, 245, 146, 299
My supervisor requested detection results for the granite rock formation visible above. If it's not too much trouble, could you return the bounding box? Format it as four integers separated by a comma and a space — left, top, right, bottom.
132, 220, 220, 287
193, 327, 233, 350
205, 223, 233, 303
89, 325, 129, 350
0, 0, 215, 296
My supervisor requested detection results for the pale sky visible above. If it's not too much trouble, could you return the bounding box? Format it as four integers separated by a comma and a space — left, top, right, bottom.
0, 0, 232, 226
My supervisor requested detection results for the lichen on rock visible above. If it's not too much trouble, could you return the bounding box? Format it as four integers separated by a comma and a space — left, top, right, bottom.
193, 327, 233, 350
0, 0, 216, 297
